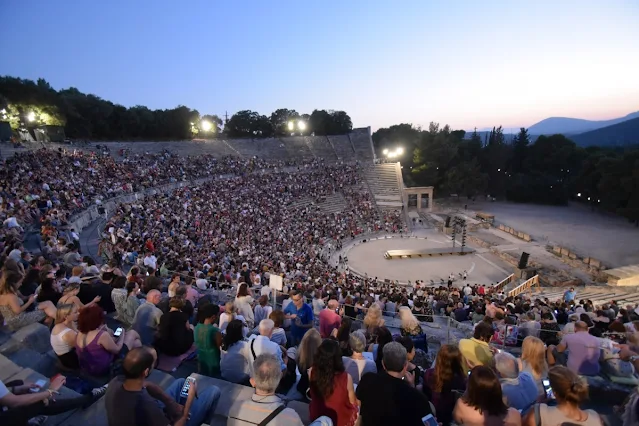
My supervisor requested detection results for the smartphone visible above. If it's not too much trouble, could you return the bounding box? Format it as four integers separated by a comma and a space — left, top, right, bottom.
422, 414, 438, 426
113, 327, 124, 337
542, 379, 555, 400
180, 377, 196, 399
30, 379, 47, 392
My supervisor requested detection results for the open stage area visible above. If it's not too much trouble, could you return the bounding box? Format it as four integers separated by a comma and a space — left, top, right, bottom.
346, 236, 509, 284
466, 201, 639, 268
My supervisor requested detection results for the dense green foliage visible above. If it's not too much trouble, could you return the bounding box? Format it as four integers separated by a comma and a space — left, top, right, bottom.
0, 77, 352, 139
373, 123, 639, 225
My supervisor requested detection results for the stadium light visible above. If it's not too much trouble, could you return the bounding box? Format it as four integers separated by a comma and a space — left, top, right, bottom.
298, 121, 306, 131
577, 193, 581, 197
201, 120, 213, 132
397, 147, 404, 155
288, 121, 295, 131
382, 149, 389, 155
27, 111, 36, 122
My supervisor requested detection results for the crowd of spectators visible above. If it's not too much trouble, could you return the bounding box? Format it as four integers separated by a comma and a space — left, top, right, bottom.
2, 148, 639, 425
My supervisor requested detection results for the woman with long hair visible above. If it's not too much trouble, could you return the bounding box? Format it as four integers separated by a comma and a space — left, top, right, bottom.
522, 366, 603, 426
424, 344, 467, 426
399, 306, 423, 337
453, 365, 522, 426
0, 271, 56, 330
372, 326, 393, 372
334, 317, 353, 357
50, 303, 80, 369
220, 319, 250, 384
269, 310, 287, 346
518, 336, 549, 398
296, 328, 322, 397
253, 294, 272, 325
363, 303, 385, 334
219, 300, 248, 336
155, 296, 194, 357
310, 339, 358, 426
234, 283, 255, 328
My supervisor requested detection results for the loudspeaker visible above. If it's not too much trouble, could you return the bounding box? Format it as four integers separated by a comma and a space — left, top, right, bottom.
518, 252, 530, 269
97, 207, 106, 215
445, 217, 451, 228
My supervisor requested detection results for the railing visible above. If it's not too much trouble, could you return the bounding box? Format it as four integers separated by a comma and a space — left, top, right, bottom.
491, 273, 515, 293
508, 275, 540, 297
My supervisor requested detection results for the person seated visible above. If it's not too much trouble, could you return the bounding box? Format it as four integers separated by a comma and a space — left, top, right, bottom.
247, 319, 287, 375
105, 346, 221, 426
51, 303, 80, 369
539, 312, 561, 346
227, 354, 305, 426
268, 310, 287, 346
453, 366, 522, 426
220, 319, 251, 384
423, 344, 467, 426
522, 366, 604, 426
363, 304, 385, 337
334, 317, 353, 357
76, 304, 142, 376
131, 289, 163, 346
398, 306, 423, 337
295, 328, 322, 397
309, 339, 358, 426
342, 330, 377, 385
155, 296, 194, 357
219, 301, 248, 336
459, 321, 495, 371
0, 270, 57, 331
253, 295, 273, 326
58, 282, 100, 311
518, 336, 548, 398
36, 277, 61, 306
547, 321, 601, 376
194, 303, 222, 376
0, 375, 107, 426
357, 342, 434, 425
494, 351, 539, 412
112, 278, 141, 326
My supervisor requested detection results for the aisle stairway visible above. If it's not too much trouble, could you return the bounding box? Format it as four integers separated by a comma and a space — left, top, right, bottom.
363, 163, 403, 210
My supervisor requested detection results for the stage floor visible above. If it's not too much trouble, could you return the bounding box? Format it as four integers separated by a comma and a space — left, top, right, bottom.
346, 236, 510, 285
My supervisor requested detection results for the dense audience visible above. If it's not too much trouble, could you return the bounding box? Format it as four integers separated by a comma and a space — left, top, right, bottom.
1, 148, 639, 426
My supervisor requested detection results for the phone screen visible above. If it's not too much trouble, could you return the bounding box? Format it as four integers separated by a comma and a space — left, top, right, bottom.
114, 327, 123, 337
542, 379, 555, 399
180, 377, 195, 399
421, 414, 438, 426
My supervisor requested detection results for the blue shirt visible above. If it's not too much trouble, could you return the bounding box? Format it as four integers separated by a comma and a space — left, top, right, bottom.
284, 302, 314, 339
564, 290, 576, 302
501, 372, 539, 411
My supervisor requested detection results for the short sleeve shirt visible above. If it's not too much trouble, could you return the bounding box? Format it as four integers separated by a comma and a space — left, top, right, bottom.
284, 302, 314, 339
104, 377, 169, 426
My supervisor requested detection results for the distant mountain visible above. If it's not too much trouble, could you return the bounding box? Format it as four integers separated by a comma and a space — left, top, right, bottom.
527, 111, 639, 135
571, 116, 639, 147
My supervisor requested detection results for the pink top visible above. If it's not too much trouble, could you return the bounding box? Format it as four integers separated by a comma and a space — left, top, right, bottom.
453, 399, 522, 426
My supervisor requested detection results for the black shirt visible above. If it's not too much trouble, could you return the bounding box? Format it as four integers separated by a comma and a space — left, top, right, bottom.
104, 376, 170, 426
356, 371, 432, 426
156, 310, 194, 356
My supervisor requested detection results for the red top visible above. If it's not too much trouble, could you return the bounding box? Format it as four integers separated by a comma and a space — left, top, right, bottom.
310, 371, 358, 426
319, 309, 342, 338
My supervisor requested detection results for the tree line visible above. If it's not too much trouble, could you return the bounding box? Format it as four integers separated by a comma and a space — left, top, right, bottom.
0, 76, 353, 140
373, 123, 639, 225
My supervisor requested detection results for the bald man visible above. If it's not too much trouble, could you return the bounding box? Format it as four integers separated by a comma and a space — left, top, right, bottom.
319, 299, 342, 338
131, 290, 164, 346
547, 321, 601, 376
105, 346, 221, 426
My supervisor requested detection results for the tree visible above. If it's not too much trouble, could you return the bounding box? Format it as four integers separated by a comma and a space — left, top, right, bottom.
226, 110, 273, 138
510, 127, 530, 174
443, 159, 488, 198
329, 111, 352, 135
270, 109, 300, 136
309, 109, 332, 136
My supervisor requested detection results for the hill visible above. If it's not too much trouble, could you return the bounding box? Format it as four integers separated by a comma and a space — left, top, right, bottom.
571, 116, 639, 147
528, 111, 639, 135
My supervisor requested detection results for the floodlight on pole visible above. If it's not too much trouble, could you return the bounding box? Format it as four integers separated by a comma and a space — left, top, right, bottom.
201, 120, 213, 132
27, 111, 36, 122
298, 121, 306, 131
288, 121, 295, 131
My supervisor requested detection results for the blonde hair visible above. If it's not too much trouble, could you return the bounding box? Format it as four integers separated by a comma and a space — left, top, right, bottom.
521, 336, 548, 379
224, 301, 236, 321
297, 328, 322, 370
364, 304, 384, 329
399, 306, 420, 332
55, 303, 76, 324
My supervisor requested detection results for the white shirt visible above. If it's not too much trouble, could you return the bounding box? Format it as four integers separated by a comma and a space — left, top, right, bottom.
3, 217, 19, 229
195, 278, 209, 290
246, 335, 286, 376
463, 286, 473, 296
260, 285, 272, 299
143, 255, 157, 269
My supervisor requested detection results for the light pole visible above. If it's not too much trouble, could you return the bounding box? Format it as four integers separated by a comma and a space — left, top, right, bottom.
288, 120, 306, 135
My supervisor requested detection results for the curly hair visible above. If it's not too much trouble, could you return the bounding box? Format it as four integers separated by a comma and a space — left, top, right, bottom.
433, 344, 465, 393
310, 339, 344, 399
364, 303, 384, 329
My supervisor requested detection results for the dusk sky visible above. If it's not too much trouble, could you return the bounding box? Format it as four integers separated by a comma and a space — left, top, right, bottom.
1, 0, 638, 131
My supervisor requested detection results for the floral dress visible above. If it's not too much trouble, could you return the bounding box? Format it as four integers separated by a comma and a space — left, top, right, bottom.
0, 297, 46, 331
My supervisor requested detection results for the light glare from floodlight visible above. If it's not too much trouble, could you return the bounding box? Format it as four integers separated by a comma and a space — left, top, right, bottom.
27, 111, 36, 122
397, 147, 404, 155
577, 193, 581, 197
383, 149, 389, 155
201, 120, 212, 131
288, 121, 295, 131
298, 121, 306, 131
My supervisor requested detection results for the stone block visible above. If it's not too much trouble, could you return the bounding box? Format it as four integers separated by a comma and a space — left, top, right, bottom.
0, 353, 22, 381
569, 252, 578, 260
590, 259, 601, 269
0, 323, 52, 354
560, 248, 570, 256
553, 246, 561, 255
583, 257, 591, 264
499, 224, 505, 231
523, 234, 531, 242
517, 232, 525, 239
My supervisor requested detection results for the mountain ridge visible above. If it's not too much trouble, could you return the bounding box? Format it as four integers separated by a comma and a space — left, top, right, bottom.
527, 111, 639, 135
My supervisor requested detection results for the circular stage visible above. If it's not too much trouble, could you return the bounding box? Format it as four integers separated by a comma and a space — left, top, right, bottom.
345, 236, 508, 286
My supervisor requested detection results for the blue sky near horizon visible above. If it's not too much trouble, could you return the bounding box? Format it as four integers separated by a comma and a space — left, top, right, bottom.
1, 0, 638, 132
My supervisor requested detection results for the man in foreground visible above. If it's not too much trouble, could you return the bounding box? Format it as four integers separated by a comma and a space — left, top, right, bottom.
357, 342, 433, 425
105, 346, 221, 426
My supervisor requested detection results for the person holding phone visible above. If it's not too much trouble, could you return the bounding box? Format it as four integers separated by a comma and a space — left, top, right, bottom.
0, 375, 108, 426
105, 347, 221, 426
